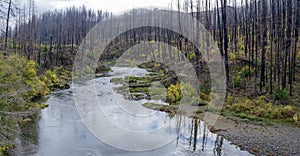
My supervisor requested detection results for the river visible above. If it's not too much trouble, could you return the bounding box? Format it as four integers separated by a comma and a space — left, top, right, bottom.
12, 67, 253, 156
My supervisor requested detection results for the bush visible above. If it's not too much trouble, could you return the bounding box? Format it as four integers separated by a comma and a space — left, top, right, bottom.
227, 97, 296, 120
87, 51, 96, 59
195, 109, 202, 114
274, 88, 289, 100
180, 82, 199, 104
167, 83, 181, 102
239, 66, 254, 78
229, 52, 237, 60
234, 75, 241, 87
0, 55, 50, 100
188, 53, 196, 60
226, 95, 234, 105
84, 66, 92, 74
282, 105, 295, 117
41, 45, 48, 56
0, 55, 51, 150
239, 44, 245, 51
42, 69, 60, 90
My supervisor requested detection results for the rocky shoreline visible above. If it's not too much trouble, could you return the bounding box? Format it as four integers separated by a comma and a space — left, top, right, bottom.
203, 112, 300, 156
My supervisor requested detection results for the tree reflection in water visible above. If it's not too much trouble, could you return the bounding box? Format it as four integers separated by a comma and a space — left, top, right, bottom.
214, 135, 224, 156
8, 113, 40, 156
175, 117, 225, 155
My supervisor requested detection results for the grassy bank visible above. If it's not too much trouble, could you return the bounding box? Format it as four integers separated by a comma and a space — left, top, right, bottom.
222, 95, 300, 126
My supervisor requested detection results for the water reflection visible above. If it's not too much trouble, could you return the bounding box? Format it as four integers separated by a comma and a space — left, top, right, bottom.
172, 117, 229, 156
9, 113, 40, 156
214, 135, 224, 156
12, 67, 252, 156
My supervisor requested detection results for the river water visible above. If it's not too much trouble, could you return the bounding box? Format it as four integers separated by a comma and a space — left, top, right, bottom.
13, 67, 253, 156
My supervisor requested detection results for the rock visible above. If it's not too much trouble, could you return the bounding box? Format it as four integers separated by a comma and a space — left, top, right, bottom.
63, 84, 71, 89
208, 125, 227, 133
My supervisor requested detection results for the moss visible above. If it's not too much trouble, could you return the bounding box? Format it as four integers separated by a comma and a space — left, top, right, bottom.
129, 87, 149, 94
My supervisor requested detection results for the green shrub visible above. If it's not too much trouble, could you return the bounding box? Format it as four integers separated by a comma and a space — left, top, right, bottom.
274, 88, 289, 100
229, 52, 237, 60
239, 44, 245, 51
43, 69, 60, 88
227, 97, 296, 121
282, 105, 295, 118
195, 109, 202, 114
239, 66, 254, 78
87, 51, 96, 59
0, 55, 52, 150
226, 95, 234, 105
234, 75, 241, 87
167, 83, 181, 102
0, 55, 50, 99
188, 53, 196, 60
84, 66, 92, 74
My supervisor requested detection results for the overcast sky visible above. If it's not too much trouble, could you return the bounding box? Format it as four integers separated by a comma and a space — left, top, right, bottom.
33, 0, 174, 13
30, 0, 244, 15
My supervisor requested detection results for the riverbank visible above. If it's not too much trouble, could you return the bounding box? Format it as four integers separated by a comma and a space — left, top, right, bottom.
109, 62, 300, 156
194, 111, 300, 156
0, 55, 73, 156
141, 102, 300, 155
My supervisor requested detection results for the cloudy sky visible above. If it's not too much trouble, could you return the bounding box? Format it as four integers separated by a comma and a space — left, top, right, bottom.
33, 0, 174, 13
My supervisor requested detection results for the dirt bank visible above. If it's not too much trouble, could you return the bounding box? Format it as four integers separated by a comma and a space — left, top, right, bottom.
194, 111, 300, 156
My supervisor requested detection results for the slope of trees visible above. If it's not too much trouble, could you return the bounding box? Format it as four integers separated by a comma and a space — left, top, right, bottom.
2, 4, 110, 67
210, 0, 299, 97
0, 0, 299, 100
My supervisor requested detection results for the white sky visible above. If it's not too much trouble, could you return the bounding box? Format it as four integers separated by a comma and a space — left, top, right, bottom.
33, 0, 174, 13
27, 0, 244, 14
